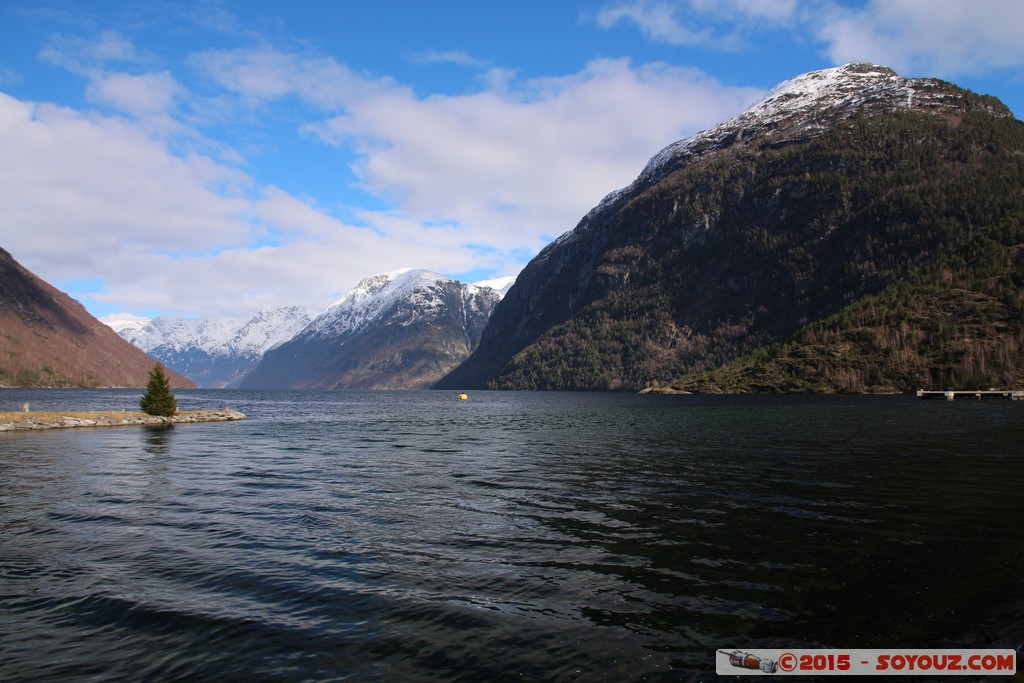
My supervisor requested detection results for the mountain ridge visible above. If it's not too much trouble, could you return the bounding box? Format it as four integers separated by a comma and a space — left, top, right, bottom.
116, 306, 313, 388
240, 269, 512, 389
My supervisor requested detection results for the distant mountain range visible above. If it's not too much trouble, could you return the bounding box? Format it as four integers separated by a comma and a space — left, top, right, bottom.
106, 270, 514, 390
0, 247, 193, 389
437, 63, 1024, 392
110, 307, 313, 388
10, 63, 1022, 394
239, 270, 514, 389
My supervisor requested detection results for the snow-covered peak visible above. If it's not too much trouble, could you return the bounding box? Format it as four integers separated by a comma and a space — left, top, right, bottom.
639, 64, 889, 180
309, 269, 456, 337
119, 306, 311, 357
336, 268, 452, 304
101, 312, 151, 334
542, 63, 1009, 256
470, 275, 517, 298
327, 268, 455, 313
638, 62, 1003, 183
740, 63, 902, 126
231, 306, 314, 354
305, 269, 515, 339
120, 316, 240, 354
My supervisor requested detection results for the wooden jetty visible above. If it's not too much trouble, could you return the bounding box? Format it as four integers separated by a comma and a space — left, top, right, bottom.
916, 389, 1024, 401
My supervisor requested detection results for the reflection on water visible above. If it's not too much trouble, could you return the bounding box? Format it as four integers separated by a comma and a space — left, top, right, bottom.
142, 424, 174, 456
0, 389, 1022, 681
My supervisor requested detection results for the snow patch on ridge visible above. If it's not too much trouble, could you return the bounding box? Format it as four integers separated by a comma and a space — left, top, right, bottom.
102, 312, 150, 334
309, 268, 452, 337
307, 268, 516, 338
549, 63, 992, 250
470, 275, 516, 297
638, 63, 909, 182
117, 306, 312, 357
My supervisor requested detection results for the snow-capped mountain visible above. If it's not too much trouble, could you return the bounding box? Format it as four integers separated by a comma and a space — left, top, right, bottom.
546, 63, 1014, 256
437, 62, 1022, 391
240, 269, 512, 389
103, 312, 151, 335
466, 276, 517, 298
637, 62, 1009, 183
115, 306, 312, 388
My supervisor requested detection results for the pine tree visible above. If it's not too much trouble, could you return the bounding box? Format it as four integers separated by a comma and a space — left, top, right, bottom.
140, 363, 178, 417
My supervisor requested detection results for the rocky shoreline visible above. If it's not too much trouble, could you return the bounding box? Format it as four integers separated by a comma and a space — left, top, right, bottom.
0, 409, 248, 432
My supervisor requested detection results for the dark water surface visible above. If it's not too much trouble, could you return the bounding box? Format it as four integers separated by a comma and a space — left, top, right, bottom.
1, 390, 1022, 681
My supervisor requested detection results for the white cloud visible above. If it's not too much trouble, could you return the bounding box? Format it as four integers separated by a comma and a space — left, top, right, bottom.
814, 0, 1024, 77
695, 0, 798, 23
0, 92, 252, 270
307, 57, 761, 244
190, 47, 403, 111
413, 50, 489, 68
596, 2, 713, 46
86, 71, 183, 118
8, 42, 762, 319
0, 87, 542, 317
596, 0, 1024, 78
39, 30, 141, 76
594, 0, 798, 48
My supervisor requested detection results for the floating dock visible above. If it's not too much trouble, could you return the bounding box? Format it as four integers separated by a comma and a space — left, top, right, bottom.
916, 389, 1024, 401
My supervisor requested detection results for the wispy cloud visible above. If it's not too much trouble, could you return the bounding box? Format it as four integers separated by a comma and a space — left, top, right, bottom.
39, 30, 143, 76
597, 0, 1024, 78
190, 47, 403, 111
0, 65, 22, 87
412, 50, 489, 68
593, 0, 798, 49
595, 2, 714, 46
190, 45, 762, 252
814, 0, 1024, 77
305, 56, 761, 244
85, 71, 184, 129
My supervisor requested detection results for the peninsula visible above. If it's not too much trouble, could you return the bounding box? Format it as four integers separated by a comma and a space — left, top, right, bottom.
0, 409, 248, 432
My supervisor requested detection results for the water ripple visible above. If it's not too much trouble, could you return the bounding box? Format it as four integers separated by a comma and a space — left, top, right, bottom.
2, 390, 1023, 680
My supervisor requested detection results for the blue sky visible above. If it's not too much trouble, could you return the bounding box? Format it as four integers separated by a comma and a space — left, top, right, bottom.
1, 0, 1022, 320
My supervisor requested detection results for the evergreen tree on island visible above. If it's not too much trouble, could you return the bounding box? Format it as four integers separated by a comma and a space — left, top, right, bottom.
140, 363, 178, 417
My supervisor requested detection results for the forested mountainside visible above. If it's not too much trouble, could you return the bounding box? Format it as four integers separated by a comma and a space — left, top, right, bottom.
667, 216, 1024, 393
0, 247, 193, 388
436, 64, 1024, 392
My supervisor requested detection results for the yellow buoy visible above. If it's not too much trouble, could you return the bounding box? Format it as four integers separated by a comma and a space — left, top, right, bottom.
458, 393, 468, 400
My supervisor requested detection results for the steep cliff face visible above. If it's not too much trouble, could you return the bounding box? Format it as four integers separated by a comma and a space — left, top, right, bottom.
0, 248, 193, 388
240, 270, 510, 389
436, 64, 1024, 391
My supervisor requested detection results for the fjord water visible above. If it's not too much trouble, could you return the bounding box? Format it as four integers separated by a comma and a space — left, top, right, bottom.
1, 390, 1022, 681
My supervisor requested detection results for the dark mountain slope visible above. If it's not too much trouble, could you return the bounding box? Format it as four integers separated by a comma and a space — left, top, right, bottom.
0, 248, 193, 388
436, 64, 1024, 391
670, 215, 1024, 393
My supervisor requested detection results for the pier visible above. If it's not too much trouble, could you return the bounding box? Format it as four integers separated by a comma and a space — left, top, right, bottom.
916, 389, 1024, 401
